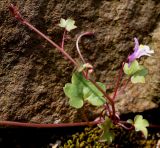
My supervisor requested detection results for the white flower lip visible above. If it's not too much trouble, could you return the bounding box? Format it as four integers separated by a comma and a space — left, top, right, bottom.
128, 38, 154, 67
137, 45, 154, 58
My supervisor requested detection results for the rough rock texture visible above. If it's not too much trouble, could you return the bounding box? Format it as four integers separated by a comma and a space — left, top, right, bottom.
115, 22, 160, 114
0, 0, 160, 123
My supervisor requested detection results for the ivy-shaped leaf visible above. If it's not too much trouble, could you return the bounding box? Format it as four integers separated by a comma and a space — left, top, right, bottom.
58, 18, 77, 32
131, 75, 145, 83
123, 60, 140, 76
123, 60, 148, 84
134, 115, 149, 139
64, 83, 83, 109
63, 72, 106, 108
83, 82, 106, 106
128, 115, 149, 139
134, 66, 148, 76
131, 67, 148, 83
98, 117, 115, 143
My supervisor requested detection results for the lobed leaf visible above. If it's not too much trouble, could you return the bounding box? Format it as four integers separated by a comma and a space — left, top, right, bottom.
134, 115, 149, 139
63, 72, 106, 108
127, 115, 149, 139
58, 18, 77, 32
124, 60, 148, 84
130, 66, 148, 83
58, 18, 66, 28
131, 75, 145, 83
98, 117, 115, 143
123, 60, 140, 76
64, 83, 83, 108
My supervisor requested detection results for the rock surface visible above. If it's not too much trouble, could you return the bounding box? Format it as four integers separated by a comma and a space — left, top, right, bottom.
0, 0, 160, 123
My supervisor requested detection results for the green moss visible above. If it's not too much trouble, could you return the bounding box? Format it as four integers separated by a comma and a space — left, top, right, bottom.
62, 126, 159, 147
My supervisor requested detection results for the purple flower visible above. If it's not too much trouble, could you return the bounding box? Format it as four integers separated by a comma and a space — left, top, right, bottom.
128, 38, 154, 64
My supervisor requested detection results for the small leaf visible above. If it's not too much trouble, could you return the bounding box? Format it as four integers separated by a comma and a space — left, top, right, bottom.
131, 75, 145, 83
123, 60, 140, 76
64, 83, 83, 109
134, 66, 148, 76
130, 66, 148, 83
133, 115, 149, 139
65, 19, 77, 31
58, 18, 66, 28
98, 117, 115, 143
83, 82, 106, 106
124, 60, 148, 84
63, 72, 106, 108
127, 119, 134, 124
58, 18, 77, 32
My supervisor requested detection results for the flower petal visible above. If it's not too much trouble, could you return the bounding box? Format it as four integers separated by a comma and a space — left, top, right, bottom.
136, 45, 154, 58
134, 37, 139, 52
128, 38, 154, 64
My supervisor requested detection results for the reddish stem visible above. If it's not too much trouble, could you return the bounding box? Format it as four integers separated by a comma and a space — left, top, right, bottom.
118, 122, 134, 130
9, 4, 78, 67
118, 77, 131, 95
88, 78, 116, 119
120, 120, 160, 129
0, 120, 99, 128
9, 3, 116, 120
61, 29, 66, 49
112, 62, 125, 101
1, 120, 160, 130
104, 104, 112, 117
76, 32, 94, 64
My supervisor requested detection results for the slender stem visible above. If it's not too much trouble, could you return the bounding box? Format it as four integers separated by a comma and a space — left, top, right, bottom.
0, 120, 99, 128
117, 122, 134, 130
148, 124, 160, 129
9, 3, 115, 120
76, 32, 94, 64
106, 65, 118, 91
1, 120, 160, 130
120, 120, 160, 129
9, 4, 78, 67
104, 104, 112, 117
61, 29, 66, 49
118, 77, 131, 95
24, 21, 78, 66
88, 78, 116, 118
112, 62, 125, 101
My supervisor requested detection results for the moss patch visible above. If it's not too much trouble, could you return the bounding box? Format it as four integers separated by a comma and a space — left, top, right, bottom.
62, 126, 159, 147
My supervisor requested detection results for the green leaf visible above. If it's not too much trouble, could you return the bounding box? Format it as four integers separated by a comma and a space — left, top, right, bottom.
134, 66, 148, 76
131, 75, 145, 83
64, 83, 84, 108
124, 60, 148, 84
123, 60, 140, 76
98, 117, 115, 143
127, 119, 134, 124
133, 115, 149, 139
65, 19, 77, 31
58, 18, 66, 28
58, 18, 77, 32
83, 82, 106, 106
130, 66, 148, 83
63, 72, 106, 108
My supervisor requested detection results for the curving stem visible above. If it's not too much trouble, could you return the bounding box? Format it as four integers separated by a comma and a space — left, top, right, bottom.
76, 32, 94, 64
9, 4, 78, 67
